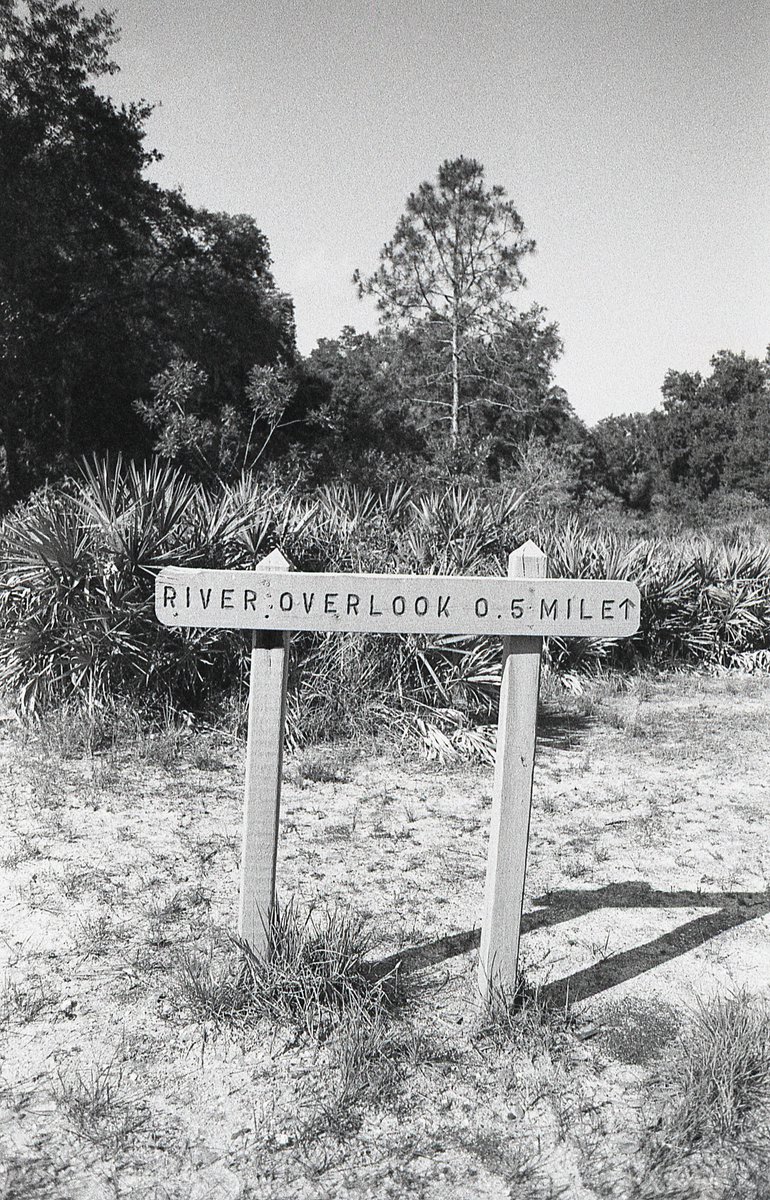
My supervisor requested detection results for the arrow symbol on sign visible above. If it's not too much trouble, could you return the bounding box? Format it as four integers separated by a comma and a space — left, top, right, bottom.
618, 598, 636, 618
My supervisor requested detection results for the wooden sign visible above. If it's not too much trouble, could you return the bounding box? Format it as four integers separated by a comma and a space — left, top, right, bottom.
155, 567, 641, 637
155, 544, 642, 1007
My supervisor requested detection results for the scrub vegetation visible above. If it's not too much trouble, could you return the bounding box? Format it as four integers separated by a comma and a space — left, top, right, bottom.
3, 458, 770, 755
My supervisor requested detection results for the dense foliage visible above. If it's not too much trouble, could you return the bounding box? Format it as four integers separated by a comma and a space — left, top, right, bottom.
0, 0, 294, 502
0, 5, 580, 502
2, 459, 770, 757
587, 351, 770, 514
2, 3, 767, 523
2, 5, 770, 752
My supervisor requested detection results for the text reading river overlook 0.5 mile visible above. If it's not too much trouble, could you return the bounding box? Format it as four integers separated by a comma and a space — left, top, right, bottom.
155, 568, 641, 638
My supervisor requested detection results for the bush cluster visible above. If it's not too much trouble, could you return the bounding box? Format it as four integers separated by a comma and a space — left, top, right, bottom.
1, 457, 769, 752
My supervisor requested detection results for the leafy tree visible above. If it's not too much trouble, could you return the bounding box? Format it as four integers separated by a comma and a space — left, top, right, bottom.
147, 208, 295, 408
302, 327, 427, 485
656, 351, 770, 500
135, 358, 216, 476
0, 0, 158, 493
456, 308, 573, 473
724, 353, 770, 500
0, 0, 294, 501
354, 157, 549, 452
300, 316, 575, 488
588, 412, 659, 510
136, 357, 302, 481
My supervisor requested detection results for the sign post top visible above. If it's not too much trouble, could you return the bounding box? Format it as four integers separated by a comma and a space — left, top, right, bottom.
256, 548, 293, 573
508, 541, 547, 577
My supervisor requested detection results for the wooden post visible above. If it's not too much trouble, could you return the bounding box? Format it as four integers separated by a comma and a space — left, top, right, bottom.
237, 548, 292, 957
478, 540, 547, 1004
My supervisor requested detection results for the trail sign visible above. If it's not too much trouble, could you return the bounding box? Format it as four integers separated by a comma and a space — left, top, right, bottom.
156, 567, 640, 638
154, 544, 641, 1004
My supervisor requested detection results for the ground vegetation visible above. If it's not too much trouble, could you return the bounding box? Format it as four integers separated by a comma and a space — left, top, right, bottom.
2, 459, 770, 762
2, 672, 770, 1198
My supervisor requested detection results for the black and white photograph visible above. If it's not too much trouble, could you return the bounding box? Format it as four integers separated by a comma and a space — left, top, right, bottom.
1, 1, 769, 1196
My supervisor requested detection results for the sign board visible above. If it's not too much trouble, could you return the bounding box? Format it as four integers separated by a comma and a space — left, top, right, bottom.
155, 567, 641, 638
155, 543, 642, 1007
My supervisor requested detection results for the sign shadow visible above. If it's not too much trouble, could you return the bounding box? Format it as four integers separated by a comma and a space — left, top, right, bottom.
368, 881, 770, 1005
536, 703, 593, 750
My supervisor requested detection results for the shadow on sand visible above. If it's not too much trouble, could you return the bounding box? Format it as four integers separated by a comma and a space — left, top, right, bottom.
535, 702, 594, 751
371, 881, 770, 1006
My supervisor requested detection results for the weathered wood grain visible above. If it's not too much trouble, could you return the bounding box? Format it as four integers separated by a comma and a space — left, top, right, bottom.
478, 540, 545, 1004
156, 566, 640, 637
237, 549, 291, 958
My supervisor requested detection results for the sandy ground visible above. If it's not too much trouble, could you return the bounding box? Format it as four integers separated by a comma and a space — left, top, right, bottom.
1, 670, 769, 1198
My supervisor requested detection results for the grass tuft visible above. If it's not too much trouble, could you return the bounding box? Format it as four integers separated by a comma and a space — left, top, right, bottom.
174, 900, 403, 1039
299, 1006, 398, 1137
296, 1001, 445, 1141
28, 699, 142, 760
77, 912, 123, 959
288, 746, 354, 786
476, 972, 576, 1060
54, 1053, 147, 1152
173, 943, 237, 1023
659, 989, 770, 1144
237, 900, 403, 1036
1, 972, 60, 1025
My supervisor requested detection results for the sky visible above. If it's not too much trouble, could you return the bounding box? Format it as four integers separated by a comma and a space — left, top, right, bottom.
105, 0, 769, 425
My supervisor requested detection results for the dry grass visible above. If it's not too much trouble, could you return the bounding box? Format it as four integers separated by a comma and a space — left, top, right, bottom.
2, 671, 770, 1198
1, 972, 61, 1026
287, 744, 355, 786
658, 990, 770, 1143
53, 1053, 148, 1153
174, 901, 403, 1039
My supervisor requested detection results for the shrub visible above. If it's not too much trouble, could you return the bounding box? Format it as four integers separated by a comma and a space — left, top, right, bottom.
3, 455, 770, 752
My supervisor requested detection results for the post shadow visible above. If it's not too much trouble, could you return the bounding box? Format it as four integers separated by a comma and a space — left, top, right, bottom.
368, 881, 770, 1005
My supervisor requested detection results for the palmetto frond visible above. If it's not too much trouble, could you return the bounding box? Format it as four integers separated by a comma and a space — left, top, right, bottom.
4, 458, 770, 740
78, 454, 198, 573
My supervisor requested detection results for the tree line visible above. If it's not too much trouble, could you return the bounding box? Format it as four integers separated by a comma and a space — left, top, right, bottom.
1, 0, 767, 516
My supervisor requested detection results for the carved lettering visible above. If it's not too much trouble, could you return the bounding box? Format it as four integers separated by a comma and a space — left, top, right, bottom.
155, 569, 641, 637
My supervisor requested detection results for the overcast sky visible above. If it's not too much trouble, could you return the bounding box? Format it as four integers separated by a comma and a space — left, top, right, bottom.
106, 0, 769, 425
